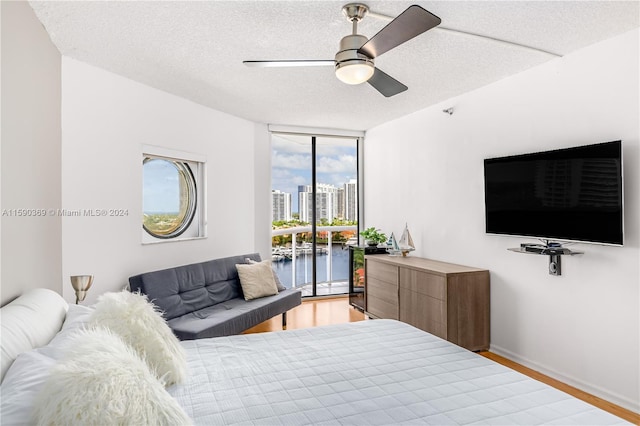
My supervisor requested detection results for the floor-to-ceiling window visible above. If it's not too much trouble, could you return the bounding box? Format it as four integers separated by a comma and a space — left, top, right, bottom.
271, 132, 360, 297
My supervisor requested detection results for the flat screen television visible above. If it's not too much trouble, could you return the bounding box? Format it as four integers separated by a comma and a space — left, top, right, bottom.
484, 140, 623, 245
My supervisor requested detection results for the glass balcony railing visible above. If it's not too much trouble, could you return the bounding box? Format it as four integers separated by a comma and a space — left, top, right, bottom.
271, 225, 357, 297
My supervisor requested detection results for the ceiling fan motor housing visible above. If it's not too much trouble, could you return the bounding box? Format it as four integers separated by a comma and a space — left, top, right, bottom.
341, 3, 369, 22
334, 34, 375, 84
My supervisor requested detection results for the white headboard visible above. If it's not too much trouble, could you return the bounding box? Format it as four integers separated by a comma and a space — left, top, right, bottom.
0, 288, 68, 382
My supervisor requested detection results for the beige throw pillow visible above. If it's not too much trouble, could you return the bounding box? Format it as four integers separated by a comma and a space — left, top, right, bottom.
236, 261, 279, 300
245, 258, 286, 291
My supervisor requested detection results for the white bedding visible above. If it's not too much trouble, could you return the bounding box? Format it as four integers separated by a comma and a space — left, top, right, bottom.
1, 290, 630, 425
170, 319, 627, 425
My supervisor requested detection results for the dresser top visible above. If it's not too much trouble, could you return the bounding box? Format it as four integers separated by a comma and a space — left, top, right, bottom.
365, 254, 488, 275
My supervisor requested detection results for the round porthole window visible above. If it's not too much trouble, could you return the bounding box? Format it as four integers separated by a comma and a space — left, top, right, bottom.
142, 157, 197, 239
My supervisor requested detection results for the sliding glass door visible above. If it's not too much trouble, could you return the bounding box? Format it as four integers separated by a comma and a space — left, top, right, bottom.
271, 133, 359, 297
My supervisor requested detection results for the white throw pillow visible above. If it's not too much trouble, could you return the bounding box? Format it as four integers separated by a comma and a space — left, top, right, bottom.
32, 328, 191, 426
89, 291, 187, 386
245, 258, 286, 291
236, 261, 279, 300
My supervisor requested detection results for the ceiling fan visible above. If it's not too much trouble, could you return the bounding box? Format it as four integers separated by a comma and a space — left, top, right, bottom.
243, 3, 441, 97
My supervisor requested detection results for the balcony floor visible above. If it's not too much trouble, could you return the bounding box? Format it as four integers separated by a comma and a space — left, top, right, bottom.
296, 280, 348, 297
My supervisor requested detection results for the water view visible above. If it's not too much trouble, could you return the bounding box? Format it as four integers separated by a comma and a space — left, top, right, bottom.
272, 244, 350, 290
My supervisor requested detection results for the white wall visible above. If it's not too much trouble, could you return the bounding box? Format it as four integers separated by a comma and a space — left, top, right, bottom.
364, 29, 639, 411
1, 1, 62, 305
61, 58, 265, 304
254, 123, 273, 258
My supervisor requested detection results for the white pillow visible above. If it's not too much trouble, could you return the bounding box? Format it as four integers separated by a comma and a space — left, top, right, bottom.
236, 261, 279, 300
89, 291, 187, 386
60, 304, 94, 332
33, 304, 95, 361
1, 349, 57, 425
1, 304, 95, 425
32, 328, 191, 426
0, 288, 68, 382
245, 258, 286, 291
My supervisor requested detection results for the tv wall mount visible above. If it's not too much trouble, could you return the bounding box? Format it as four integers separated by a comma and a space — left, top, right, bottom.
508, 242, 583, 276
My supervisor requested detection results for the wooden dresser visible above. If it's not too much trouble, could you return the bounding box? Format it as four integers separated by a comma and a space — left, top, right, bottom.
365, 255, 490, 351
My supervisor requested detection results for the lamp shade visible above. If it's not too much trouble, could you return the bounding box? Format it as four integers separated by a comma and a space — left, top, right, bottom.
335, 61, 374, 85
70, 275, 93, 304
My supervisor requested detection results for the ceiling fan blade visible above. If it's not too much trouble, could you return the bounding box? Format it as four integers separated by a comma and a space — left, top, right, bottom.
243, 60, 334, 68
367, 68, 407, 97
359, 5, 441, 58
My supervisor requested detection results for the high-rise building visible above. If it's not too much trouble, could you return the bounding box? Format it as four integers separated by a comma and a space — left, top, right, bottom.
272, 190, 292, 221
298, 184, 339, 223
344, 179, 358, 221
336, 188, 345, 219
298, 185, 312, 223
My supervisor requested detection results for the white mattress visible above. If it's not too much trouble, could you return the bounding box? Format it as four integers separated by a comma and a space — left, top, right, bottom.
170, 319, 628, 425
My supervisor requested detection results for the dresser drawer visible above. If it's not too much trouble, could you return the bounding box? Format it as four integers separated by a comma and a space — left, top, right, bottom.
366, 277, 398, 304
367, 294, 399, 320
399, 268, 446, 300
366, 260, 398, 285
399, 290, 446, 334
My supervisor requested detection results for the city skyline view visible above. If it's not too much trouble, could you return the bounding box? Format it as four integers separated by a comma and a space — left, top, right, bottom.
271, 134, 357, 215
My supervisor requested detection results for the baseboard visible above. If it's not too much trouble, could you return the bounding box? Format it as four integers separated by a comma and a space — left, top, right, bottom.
489, 344, 639, 413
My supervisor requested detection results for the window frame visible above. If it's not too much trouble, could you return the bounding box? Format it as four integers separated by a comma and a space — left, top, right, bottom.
141, 146, 206, 244
142, 157, 197, 239
269, 131, 363, 297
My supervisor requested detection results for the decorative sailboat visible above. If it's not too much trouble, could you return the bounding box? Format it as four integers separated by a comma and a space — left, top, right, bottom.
385, 232, 402, 256
398, 223, 415, 257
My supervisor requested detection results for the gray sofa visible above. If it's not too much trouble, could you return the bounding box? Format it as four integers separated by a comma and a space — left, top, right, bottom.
128, 253, 302, 340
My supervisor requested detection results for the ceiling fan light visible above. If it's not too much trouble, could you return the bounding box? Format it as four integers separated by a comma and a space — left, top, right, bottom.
335, 61, 374, 85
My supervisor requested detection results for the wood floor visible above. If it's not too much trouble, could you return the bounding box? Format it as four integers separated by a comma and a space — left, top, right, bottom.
244, 297, 639, 424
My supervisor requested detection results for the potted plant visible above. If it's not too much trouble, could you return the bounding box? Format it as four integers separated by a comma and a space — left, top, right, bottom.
360, 227, 387, 247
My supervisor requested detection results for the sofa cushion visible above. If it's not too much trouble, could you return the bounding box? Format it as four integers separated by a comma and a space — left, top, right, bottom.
168, 289, 301, 340
129, 253, 261, 320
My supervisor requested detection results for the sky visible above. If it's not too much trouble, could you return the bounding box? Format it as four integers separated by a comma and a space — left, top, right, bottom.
143, 159, 181, 214
271, 134, 358, 213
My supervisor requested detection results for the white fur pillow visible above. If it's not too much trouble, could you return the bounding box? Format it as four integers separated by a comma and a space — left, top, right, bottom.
236, 261, 279, 300
33, 328, 190, 426
89, 291, 186, 386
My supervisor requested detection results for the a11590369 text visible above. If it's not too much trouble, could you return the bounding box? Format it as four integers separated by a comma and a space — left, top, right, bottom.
1, 208, 129, 217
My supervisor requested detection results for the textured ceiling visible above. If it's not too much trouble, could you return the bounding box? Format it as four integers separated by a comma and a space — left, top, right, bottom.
29, 1, 639, 132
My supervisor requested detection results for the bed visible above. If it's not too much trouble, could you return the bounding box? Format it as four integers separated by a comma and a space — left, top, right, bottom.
0, 289, 629, 425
